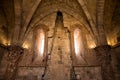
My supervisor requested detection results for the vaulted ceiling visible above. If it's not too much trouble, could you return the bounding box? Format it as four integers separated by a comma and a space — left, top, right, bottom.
0, 0, 120, 47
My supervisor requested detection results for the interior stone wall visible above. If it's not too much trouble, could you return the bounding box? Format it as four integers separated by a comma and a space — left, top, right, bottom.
14, 12, 102, 80
0, 46, 5, 64
0, 0, 119, 80
0, 8, 7, 45
0, 0, 14, 44
74, 66, 102, 80
104, 0, 120, 46
111, 45, 120, 80
16, 67, 44, 80
0, 46, 6, 79
0, 11, 102, 80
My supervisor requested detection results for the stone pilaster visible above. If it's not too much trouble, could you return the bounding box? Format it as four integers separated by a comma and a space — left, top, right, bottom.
4, 45, 24, 80
94, 45, 115, 80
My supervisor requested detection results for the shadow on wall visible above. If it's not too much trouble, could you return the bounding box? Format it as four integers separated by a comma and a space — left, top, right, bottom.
111, 44, 120, 80
0, 45, 6, 65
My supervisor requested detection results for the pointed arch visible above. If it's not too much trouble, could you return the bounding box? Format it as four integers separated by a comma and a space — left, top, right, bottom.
33, 24, 48, 66
70, 24, 88, 66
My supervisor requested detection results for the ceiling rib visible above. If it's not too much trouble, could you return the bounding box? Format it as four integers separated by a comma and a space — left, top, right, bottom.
19, 0, 41, 46
77, 0, 98, 44
12, 0, 22, 45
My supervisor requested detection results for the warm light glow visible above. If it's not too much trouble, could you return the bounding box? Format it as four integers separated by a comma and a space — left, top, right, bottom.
73, 28, 87, 64
7, 41, 11, 46
0, 35, 11, 46
2, 40, 7, 45
22, 42, 29, 49
107, 39, 117, 46
36, 29, 45, 56
89, 43, 96, 49
23, 44, 29, 49
107, 35, 118, 46
74, 29, 81, 55
86, 35, 96, 49
107, 41, 111, 45
0, 36, 7, 45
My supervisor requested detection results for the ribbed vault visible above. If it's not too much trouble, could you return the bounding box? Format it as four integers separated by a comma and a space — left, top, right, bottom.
0, 0, 119, 47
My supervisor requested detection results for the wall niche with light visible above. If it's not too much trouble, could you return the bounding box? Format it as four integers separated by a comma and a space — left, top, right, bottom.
70, 23, 99, 66
32, 24, 48, 66
70, 24, 89, 66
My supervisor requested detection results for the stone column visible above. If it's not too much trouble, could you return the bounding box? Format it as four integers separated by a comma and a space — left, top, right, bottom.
4, 45, 24, 80
94, 45, 115, 80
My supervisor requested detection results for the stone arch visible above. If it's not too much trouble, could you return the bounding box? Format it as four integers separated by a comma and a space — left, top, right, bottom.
70, 24, 89, 65
24, 3, 96, 41
70, 23, 96, 45
32, 24, 48, 66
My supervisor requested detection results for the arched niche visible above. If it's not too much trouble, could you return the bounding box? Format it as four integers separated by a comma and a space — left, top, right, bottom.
33, 24, 48, 66
70, 24, 88, 66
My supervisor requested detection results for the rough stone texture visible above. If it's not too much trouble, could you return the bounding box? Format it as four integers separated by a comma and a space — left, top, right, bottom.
0, 0, 120, 80
0, 45, 6, 65
96, 0, 108, 45
85, 0, 96, 23
22, 0, 36, 24
111, 45, 120, 80
10, 11, 101, 80
74, 67, 102, 80
104, 0, 120, 46
42, 11, 71, 80
19, 11, 98, 66
0, 4, 8, 45
16, 67, 44, 80
0, 0, 14, 45
0, 45, 24, 80
34, 0, 86, 19
95, 45, 115, 80
0, 0, 119, 47
109, 1, 120, 45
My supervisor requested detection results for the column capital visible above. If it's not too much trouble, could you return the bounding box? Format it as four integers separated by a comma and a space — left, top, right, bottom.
6, 45, 24, 62
4, 45, 24, 80
94, 45, 111, 51
94, 45, 111, 65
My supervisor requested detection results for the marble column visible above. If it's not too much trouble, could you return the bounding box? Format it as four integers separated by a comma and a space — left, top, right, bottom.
4, 45, 24, 80
94, 45, 115, 80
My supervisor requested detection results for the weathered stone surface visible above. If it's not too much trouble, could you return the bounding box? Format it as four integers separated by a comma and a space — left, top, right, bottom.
42, 11, 71, 80
0, 0, 120, 80
74, 67, 102, 80
1, 45, 24, 80
95, 45, 115, 80
16, 67, 44, 80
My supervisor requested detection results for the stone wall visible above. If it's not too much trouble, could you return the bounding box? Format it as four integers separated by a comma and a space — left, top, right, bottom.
112, 44, 120, 80
16, 67, 44, 80
15, 11, 102, 80
0, 46, 5, 64
74, 66, 102, 80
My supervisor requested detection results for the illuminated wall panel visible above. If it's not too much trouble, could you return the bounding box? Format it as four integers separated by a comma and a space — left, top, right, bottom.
36, 29, 45, 57
71, 27, 87, 66
33, 26, 47, 66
